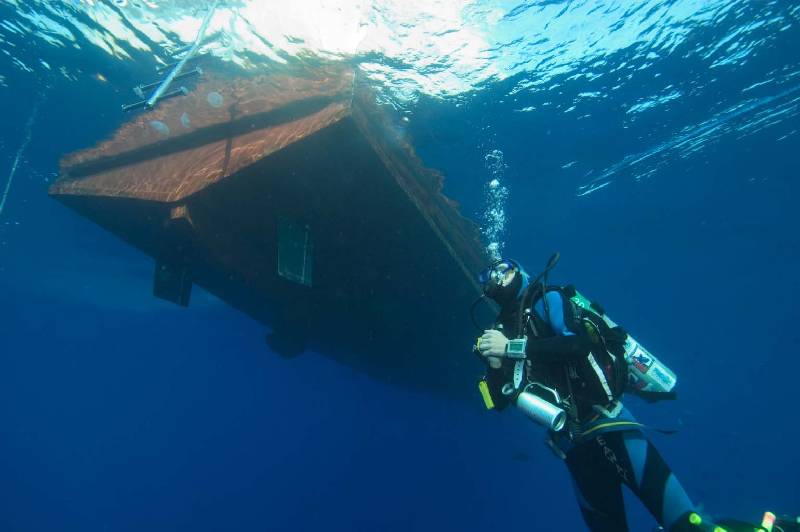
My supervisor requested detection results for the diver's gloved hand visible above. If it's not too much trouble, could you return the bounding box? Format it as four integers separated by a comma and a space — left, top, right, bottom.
478, 329, 509, 359
603, 326, 628, 355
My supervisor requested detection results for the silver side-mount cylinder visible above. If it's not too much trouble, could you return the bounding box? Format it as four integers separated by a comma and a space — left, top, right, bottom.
515, 383, 567, 432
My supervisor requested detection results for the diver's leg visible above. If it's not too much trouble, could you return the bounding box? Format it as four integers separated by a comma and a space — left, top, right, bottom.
565, 438, 629, 532
612, 430, 695, 531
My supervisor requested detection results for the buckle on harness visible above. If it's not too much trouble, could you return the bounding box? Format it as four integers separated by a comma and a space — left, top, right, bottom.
592, 400, 623, 419
501, 360, 527, 396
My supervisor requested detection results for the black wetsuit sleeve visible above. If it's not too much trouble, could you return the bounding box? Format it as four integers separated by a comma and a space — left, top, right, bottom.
484, 364, 513, 410
525, 335, 593, 362
525, 289, 593, 362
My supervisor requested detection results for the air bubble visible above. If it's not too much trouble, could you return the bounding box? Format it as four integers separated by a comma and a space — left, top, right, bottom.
481, 149, 509, 260
149, 120, 170, 136
207, 91, 223, 108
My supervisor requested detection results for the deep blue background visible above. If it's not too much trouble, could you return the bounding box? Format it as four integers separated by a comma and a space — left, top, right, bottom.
1, 6, 799, 531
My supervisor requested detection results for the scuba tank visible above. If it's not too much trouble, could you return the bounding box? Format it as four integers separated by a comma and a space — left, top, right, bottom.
475, 253, 572, 432
514, 383, 567, 431
568, 289, 677, 395
619, 333, 677, 394
474, 253, 678, 433
478, 375, 567, 432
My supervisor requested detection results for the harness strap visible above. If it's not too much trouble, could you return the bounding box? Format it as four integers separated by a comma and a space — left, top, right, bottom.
592, 400, 623, 418
578, 420, 679, 441
587, 352, 614, 402
513, 360, 525, 389
579, 421, 644, 438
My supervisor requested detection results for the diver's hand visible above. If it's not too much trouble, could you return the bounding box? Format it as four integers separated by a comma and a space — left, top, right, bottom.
478, 330, 509, 366
604, 326, 628, 355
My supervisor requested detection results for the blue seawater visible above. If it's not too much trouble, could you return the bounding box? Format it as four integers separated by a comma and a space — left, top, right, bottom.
0, 1, 798, 531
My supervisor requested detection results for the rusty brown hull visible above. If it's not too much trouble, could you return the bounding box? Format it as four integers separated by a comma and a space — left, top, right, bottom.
50, 66, 487, 395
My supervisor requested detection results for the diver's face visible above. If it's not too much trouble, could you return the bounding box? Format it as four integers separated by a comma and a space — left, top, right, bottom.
483, 263, 519, 307
481, 260, 522, 306
500, 268, 516, 287
490, 264, 516, 287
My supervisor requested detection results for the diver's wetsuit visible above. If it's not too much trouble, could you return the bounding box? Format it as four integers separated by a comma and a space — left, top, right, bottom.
485, 289, 695, 532
565, 428, 695, 532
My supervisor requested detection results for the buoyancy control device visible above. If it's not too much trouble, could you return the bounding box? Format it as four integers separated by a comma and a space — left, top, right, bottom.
567, 288, 677, 396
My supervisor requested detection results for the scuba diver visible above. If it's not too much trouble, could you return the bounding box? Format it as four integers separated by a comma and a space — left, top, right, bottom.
471, 254, 794, 532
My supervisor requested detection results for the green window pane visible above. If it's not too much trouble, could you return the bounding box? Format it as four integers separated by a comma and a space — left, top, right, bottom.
277, 217, 313, 287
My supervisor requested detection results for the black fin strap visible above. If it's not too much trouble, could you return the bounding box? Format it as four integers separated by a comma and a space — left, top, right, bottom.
635, 390, 678, 402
